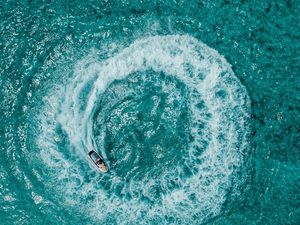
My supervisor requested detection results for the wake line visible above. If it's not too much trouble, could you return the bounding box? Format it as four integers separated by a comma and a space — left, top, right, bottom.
38, 34, 250, 224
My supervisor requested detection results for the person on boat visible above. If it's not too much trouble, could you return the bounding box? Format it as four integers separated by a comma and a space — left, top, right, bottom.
96, 158, 108, 172
88, 150, 108, 172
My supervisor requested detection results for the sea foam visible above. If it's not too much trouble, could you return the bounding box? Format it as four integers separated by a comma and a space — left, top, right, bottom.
37, 35, 250, 224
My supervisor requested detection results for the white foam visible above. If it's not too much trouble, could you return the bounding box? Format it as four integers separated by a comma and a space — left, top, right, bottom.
37, 35, 250, 224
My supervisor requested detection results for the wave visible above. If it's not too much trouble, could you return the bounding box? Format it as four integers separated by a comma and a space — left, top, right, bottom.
34, 34, 250, 224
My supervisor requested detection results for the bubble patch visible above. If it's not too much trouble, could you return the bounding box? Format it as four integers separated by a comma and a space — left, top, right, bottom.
37, 35, 250, 224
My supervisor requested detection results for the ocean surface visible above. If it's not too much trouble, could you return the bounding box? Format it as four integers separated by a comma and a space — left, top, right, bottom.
0, 1, 299, 224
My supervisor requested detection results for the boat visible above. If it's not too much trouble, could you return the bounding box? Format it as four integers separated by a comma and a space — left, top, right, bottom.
88, 150, 108, 173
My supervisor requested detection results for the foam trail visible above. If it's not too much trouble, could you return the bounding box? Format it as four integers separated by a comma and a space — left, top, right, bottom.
37, 34, 250, 224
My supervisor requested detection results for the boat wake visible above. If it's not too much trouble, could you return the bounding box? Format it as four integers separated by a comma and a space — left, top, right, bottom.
34, 35, 250, 224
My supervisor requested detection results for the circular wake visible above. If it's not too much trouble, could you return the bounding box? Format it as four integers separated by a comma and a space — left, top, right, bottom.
36, 35, 250, 224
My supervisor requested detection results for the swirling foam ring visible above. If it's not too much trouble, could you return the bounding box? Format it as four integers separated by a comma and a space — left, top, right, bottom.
38, 35, 250, 223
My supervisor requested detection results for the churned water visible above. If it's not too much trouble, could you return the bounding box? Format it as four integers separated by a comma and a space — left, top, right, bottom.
0, 1, 299, 225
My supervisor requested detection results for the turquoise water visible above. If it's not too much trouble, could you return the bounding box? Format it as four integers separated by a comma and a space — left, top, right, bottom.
0, 1, 299, 224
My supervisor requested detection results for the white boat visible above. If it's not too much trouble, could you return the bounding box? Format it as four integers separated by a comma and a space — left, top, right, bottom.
88, 150, 108, 173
